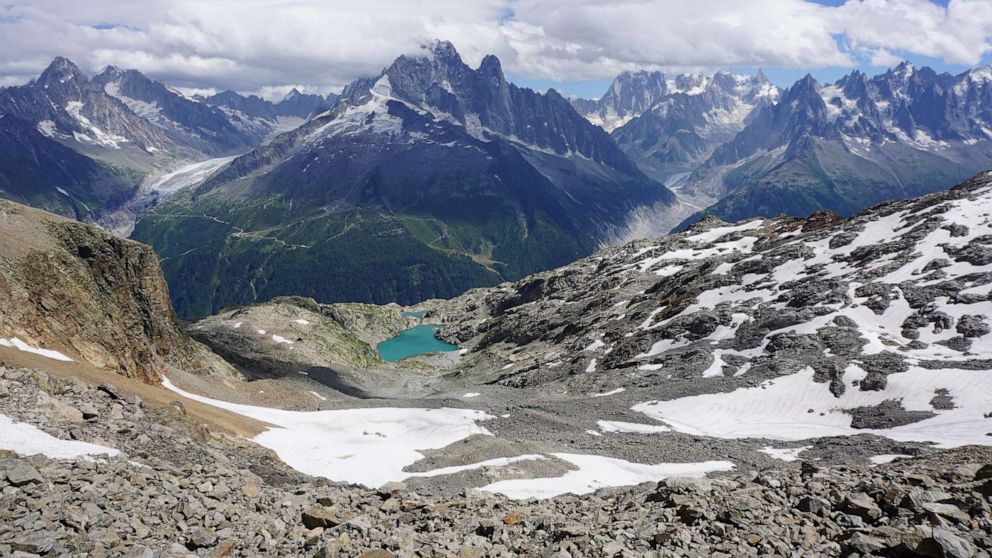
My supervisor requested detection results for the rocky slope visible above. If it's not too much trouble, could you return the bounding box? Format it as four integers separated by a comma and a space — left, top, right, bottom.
152, 172, 992, 499
1, 172, 992, 557
132, 41, 675, 318
0, 198, 225, 382
432, 172, 992, 403
1, 365, 990, 557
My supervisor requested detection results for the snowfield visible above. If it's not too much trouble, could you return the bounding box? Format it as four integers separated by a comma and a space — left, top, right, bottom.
481, 454, 734, 499
162, 379, 740, 498
634, 366, 992, 448
162, 378, 494, 488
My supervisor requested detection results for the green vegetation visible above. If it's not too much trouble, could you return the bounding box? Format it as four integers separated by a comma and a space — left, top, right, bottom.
131, 186, 590, 318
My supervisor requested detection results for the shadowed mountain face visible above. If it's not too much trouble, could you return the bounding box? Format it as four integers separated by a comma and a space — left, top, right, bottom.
132, 41, 676, 318
0, 115, 138, 220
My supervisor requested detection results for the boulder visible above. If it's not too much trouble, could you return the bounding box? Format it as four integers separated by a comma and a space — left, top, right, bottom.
6, 462, 43, 486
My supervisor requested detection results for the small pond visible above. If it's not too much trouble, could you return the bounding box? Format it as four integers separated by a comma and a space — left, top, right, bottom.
377, 324, 458, 362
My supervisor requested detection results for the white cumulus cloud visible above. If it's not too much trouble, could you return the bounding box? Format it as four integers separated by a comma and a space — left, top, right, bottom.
0, 0, 988, 96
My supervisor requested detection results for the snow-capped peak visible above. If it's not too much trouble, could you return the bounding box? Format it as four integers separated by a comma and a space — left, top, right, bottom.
283, 88, 303, 102
967, 65, 992, 83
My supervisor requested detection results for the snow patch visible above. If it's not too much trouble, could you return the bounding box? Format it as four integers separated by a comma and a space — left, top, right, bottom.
0, 338, 73, 362
0, 414, 119, 459
597, 420, 670, 434
480, 453, 734, 499
759, 445, 811, 462
634, 366, 992, 448
162, 378, 494, 488
590, 388, 626, 398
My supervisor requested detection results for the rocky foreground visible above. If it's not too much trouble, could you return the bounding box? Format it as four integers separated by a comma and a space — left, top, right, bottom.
2, 365, 991, 557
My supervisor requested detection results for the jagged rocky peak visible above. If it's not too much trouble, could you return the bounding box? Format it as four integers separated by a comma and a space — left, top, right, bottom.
36, 56, 89, 88
613, 70, 668, 95
91, 65, 159, 98
965, 64, 992, 84
276, 87, 331, 118
709, 69, 778, 100
30, 56, 95, 101
378, 39, 488, 107
477, 53, 504, 80
323, 39, 625, 163
575, 67, 782, 136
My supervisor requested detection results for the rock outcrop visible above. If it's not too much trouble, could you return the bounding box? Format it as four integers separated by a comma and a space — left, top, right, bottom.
189, 297, 412, 377
0, 199, 224, 383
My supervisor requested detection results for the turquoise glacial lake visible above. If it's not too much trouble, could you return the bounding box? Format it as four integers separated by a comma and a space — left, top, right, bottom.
377, 324, 458, 362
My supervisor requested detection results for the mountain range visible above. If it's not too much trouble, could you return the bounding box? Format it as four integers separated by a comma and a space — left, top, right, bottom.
2, 46, 992, 318
129, 41, 675, 318
572, 70, 780, 181
569, 63, 992, 231
674, 63, 992, 227
0, 57, 332, 222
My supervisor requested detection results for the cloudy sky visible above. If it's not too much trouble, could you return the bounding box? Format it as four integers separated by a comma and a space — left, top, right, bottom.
1, 0, 990, 100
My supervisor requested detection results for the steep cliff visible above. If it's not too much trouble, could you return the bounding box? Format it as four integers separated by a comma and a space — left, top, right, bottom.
0, 199, 226, 382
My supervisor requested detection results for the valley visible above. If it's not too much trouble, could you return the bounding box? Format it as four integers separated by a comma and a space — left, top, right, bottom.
154, 172, 992, 500
1, 20, 992, 557
1, 170, 991, 555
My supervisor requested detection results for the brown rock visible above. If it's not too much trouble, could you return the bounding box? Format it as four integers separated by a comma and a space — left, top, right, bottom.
503, 511, 523, 525
302, 507, 352, 529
